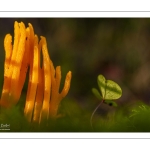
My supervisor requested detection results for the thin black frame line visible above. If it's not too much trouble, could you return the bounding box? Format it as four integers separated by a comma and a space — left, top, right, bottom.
1, 11, 150, 12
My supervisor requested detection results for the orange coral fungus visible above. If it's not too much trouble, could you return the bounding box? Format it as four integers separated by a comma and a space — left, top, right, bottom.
0, 21, 72, 123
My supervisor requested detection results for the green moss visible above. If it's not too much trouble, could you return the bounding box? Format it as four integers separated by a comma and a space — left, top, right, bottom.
0, 99, 150, 132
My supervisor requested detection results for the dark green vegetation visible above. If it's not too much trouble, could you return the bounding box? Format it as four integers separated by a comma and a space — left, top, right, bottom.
0, 100, 150, 132
1, 18, 150, 132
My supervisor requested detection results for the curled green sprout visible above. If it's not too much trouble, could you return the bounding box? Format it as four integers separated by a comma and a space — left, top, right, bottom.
91, 74, 122, 129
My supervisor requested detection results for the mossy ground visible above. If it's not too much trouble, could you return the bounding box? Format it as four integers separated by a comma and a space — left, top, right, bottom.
0, 98, 150, 132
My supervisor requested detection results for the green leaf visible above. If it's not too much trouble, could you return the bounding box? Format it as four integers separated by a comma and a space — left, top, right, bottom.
97, 75, 106, 99
105, 80, 122, 100
92, 88, 102, 100
97, 74, 122, 100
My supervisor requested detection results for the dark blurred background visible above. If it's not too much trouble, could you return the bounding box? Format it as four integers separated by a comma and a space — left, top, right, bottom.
1, 18, 150, 112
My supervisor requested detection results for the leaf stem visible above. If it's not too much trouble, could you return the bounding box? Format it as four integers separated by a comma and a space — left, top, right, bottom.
90, 99, 104, 130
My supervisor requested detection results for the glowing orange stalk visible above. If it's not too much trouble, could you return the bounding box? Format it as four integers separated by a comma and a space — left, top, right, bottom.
10, 22, 26, 102
33, 68, 44, 123
0, 34, 12, 107
24, 35, 39, 122
38, 37, 51, 123
0, 22, 27, 107
32, 38, 44, 123
49, 61, 72, 118
0, 21, 72, 124
16, 27, 30, 100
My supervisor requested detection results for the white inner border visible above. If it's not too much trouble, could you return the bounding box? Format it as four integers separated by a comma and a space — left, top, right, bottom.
0, 133, 150, 138
1, 12, 150, 18
0, 0, 150, 141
